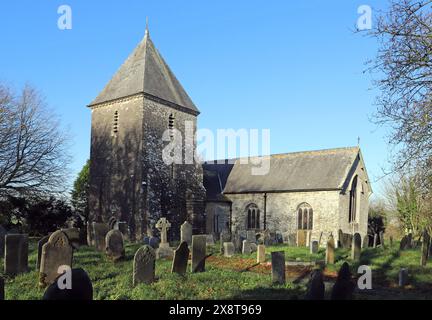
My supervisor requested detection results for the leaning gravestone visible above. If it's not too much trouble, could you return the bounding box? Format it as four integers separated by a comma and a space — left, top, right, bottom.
105, 230, 125, 261
43, 268, 93, 300
4, 234, 28, 276
351, 233, 362, 261
271, 251, 286, 285
0, 225, 6, 258
133, 245, 156, 286
191, 235, 206, 273
305, 269, 325, 300
242, 240, 252, 254
257, 245, 266, 263
171, 241, 189, 275
180, 221, 193, 246
92, 222, 109, 251
325, 234, 335, 265
39, 230, 73, 287
331, 262, 355, 300
310, 241, 319, 254
36, 235, 50, 270
224, 242, 235, 258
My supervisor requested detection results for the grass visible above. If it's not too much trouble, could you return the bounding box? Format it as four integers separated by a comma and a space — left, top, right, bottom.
1, 240, 431, 300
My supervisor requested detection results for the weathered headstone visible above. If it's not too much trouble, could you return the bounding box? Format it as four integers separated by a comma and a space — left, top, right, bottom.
351, 233, 362, 261
338, 229, 344, 248
310, 240, 319, 254
362, 235, 369, 248
223, 242, 235, 257
86, 223, 94, 246
180, 221, 193, 246
39, 231, 73, 287
0, 276, 4, 300
105, 230, 125, 261
331, 262, 355, 300
242, 240, 252, 254
421, 230, 430, 267
373, 233, 378, 248
36, 235, 50, 270
133, 245, 156, 286
43, 268, 93, 300
171, 241, 189, 275
92, 222, 109, 251
4, 234, 28, 276
271, 251, 285, 285
0, 225, 6, 258
233, 233, 243, 253
61, 228, 81, 249
398, 268, 408, 287
191, 235, 206, 273
257, 245, 266, 263
220, 231, 231, 254
325, 234, 335, 265
205, 234, 215, 246
305, 270, 325, 300
246, 230, 256, 243
297, 230, 307, 247
379, 231, 385, 248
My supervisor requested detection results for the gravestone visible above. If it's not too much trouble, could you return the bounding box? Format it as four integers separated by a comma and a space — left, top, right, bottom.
4, 234, 28, 275
379, 231, 385, 248
271, 251, 285, 285
421, 230, 430, 267
297, 230, 307, 247
133, 245, 156, 286
92, 222, 109, 251
43, 268, 93, 300
351, 233, 362, 261
223, 242, 235, 258
36, 235, 50, 270
171, 241, 189, 275
39, 231, 73, 287
331, 262, 355, 300
0, 225, 6, 258
305, 270, 325, 300
61, 228, 81, 249
338, 229, 344, 248
362, 235, 369, 248
108, 217, 117, 230
233, 234, 243, 253
242, 240, 252, 254
339, 232, 353, 248
246, 230, 256, 243
86, 223, 94, 246
180, 221, 193, 246
156, 218, 174, 259
250, 243, 257, 253
310, 240, 319, 254
105, 230, 125, 261
398, 268, 408, 287
0, 276, 4, 300
220, 231, 231, 254
257, 245, 266, 263
205, 234, 215, 246
263, 229, 271, 245
325, 234, 335, 265
191, 235, 206, 273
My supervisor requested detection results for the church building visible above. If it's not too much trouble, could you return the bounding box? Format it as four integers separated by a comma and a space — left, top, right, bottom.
87, 28, 371, 245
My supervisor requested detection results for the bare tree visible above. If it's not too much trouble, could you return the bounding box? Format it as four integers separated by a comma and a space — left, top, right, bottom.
0, 82, 71, 198
366, 0, 432, 184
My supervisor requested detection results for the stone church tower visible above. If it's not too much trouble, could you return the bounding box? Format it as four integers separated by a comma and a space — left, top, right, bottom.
87, 28, 206, 241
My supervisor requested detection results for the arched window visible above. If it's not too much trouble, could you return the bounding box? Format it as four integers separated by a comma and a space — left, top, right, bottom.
349, 175, 358, 223
113, 110, 119, 134
168, 113, 175, 139
246, 204, 260, 230
297, 203, 313, 230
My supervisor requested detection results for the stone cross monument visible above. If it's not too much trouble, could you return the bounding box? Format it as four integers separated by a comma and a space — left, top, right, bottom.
156, 218, 171, 248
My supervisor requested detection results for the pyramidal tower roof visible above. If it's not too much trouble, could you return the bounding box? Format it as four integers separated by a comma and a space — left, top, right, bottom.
89, 28, 199, 113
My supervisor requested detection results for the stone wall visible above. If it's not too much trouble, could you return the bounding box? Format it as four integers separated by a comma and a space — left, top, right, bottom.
205, 202, 231, 234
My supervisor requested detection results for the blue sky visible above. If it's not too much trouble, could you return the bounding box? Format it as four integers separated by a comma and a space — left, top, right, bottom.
0, 0, 392, 197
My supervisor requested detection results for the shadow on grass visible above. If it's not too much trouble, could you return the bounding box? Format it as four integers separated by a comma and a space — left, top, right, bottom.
229, 286, 303, 300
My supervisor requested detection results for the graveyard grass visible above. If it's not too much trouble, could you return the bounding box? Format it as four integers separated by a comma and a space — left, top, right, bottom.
1, 240, 432, 300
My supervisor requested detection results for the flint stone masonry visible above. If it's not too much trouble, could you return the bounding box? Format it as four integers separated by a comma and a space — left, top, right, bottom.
4, 234, 28, 276
39, 231, 73, 287
133, 245, 156, 286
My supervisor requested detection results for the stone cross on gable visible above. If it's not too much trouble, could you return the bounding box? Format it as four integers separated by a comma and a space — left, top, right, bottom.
156, 218, 171, 244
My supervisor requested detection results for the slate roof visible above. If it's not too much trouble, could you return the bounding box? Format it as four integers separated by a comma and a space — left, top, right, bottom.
89, 30, 199, 114
203, 147, 363, 196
